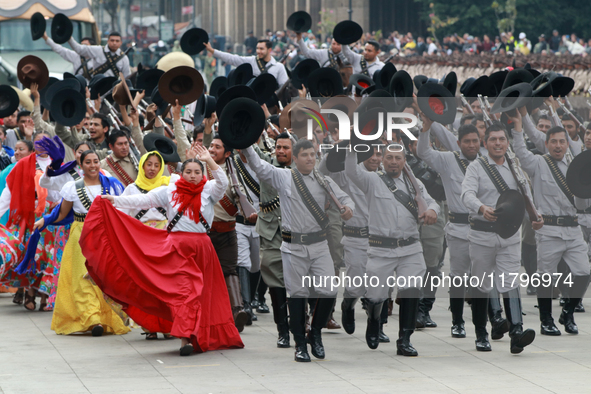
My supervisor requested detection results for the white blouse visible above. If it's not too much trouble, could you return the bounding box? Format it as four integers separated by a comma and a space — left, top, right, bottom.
114, 167, 228, 233
60, 180, 120, 214
119, 183, 168, 222
40, 167, 112, 192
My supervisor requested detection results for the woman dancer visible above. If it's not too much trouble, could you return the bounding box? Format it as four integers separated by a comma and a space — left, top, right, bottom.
80, 145, 244, 355
33, 150, 130, 336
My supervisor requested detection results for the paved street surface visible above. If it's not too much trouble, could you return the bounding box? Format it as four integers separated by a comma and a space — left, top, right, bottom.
2, 287, 591, 394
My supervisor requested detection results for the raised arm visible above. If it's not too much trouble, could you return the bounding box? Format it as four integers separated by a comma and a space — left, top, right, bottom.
429, 122, 460, 152
172, 100, 190, 162
341, 44, 362, 65
211, 48, 250, 68
44, 35, 80, 65
522, 111, 547, 153
511, 128, 538, 177
297, 37, 324, 63
68, 37, 103, 59
344, 150, 371, 194
417, 127, 446, 171
242, 146, 286, 190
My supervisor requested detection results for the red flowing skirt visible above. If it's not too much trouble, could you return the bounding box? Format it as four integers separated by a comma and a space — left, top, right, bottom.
79, 198, 244, 353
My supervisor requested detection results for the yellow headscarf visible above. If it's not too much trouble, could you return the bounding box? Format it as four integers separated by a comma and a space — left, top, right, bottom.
134, 151, 170, 191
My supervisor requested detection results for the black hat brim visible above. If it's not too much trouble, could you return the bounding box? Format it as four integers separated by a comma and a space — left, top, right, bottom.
495, 189, 525, 239
246, 73, 278, 105
50, 89, 86, 126
349, 74, 375, 94
158, 66, 204, 106
218, 97, 266, 149
462, 75, 491, 100
551, 76, 575, 98
45, 78, 81, 107
210, 76, 229, 99
417, 83, 456, 125
501, 69, 534, 91
291, 59, 320, 90
143, 133, 181, 163
442, 71, 458, 96
180, 28, 209, 56
286, 11, 312, 33
333, 20, 363, 45
307, 67, 344, 97
0, 85, 20, 118
194, 94, 217, 125
531, 71, 557, 97
136, 68, 165, 94
90, 75, 117, 100
566, 150, 591, 198
51, 13, 73, 45
228, 63, 254, 87
490, 82, 533, 114
378, 63, 397, 89
489, 70, 508, 97
215, 85, 257, 116
31, 12, 46, 41
389, 70, 413, 111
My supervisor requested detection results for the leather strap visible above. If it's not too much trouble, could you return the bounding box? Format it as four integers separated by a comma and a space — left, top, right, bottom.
68, 168, 82, 182
453, 151, 470, 175
75, 56, 93, 80
92, 51, 125, 76
76, 178, 108, 211
291, 168, 329, 229
469, 219, 497, 233
167, 209, 211, 233
448, 212, 470, 224
477, 156, 510, 194
577, 207, 591, 214
368, 234, 417, 249
259, 196, 280, 213
342, 224, 369, 238
134, 185, 167, 220
377, 171, 418, 220
360, 57, 369, 76
542, 154, 575, 207
236, 215, 256, 226
281, 229, 327, 245
207, 165, 238, 216
210, 221, 236, 233
255, 57, 268, 74
542, 214, 579, 227
106, 156, 134, 187
233, 155, 260, 199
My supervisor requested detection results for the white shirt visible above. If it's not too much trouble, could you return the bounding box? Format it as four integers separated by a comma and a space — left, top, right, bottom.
341, 45, 384, 77
212, 50, 289, 86
68, 38, 131, 78
113, 169, 228, 233
119, 183, 168, 222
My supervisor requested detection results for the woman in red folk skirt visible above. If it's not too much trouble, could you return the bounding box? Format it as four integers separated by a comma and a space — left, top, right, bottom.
80, 144, 244, 356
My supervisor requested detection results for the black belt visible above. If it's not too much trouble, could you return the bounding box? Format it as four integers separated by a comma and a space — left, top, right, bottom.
236, 215, 256, 226
281, 229, 327, 245
469, 219, 497, 233
448, 212, 470, 225
342, 224, 369, 238
74, 212, 86, 222
542, 215, 579, 227
368, 235, 417, 249
577, 208, 591, 214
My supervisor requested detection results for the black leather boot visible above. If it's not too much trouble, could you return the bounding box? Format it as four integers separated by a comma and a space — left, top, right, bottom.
249, 271, 260, 309
502, 288, 535, 354
341, 297, 358, 335
225, 274, 248, 333
379, 301, 390, 343
417, 268, 439, 328
397, 288, 420, 356
449, 279, 466, 338
559, 274, 590, 334
269, 287, 290, 348
288, 298, 310, 362
537, 285, 560, 336
521, 242, 537, 295
488, 287, 509, 340
307, 298, 335, 359
363, 298, 383, 350
471, 289, 491, 351
237, 267, 256, 325
256, 275, 270, 313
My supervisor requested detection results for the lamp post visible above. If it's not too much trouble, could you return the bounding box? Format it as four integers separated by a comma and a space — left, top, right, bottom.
348, 0, 352, 20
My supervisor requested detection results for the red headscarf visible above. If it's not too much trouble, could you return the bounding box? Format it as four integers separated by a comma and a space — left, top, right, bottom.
6, 153, 47, 232
170, 176, 207, 223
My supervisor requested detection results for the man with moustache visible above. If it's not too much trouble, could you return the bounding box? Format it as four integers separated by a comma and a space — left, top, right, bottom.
461, 122, 541, 354
296, 32, 348, 70
341, 41, 385, 78
511, 113, 590, 336
345, 145, 439, 357
319, 146, 388, 340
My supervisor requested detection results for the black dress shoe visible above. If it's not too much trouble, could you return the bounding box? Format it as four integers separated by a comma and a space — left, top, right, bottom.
378, 324, 390, 343
91, 325, 104, 337
475, 335, 492, 351
366, 318, 380, 349
179, 343, 194, 356
490, 317, 509, 340
575, 300, 585, 313
559, 311, 579, 334
559, 297, 566, 307
422, 313, 437, 328
294, 344, 311, 362
540, 320, 561, 336
341, 307, 355, 335
451, 323, 466, 338
277, 323, 291, 348
396, 334, 418, 356
257, 300, 270, 313
306, 328, 325, 359
510, 329, 536, 354
415, 314, 425, 329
